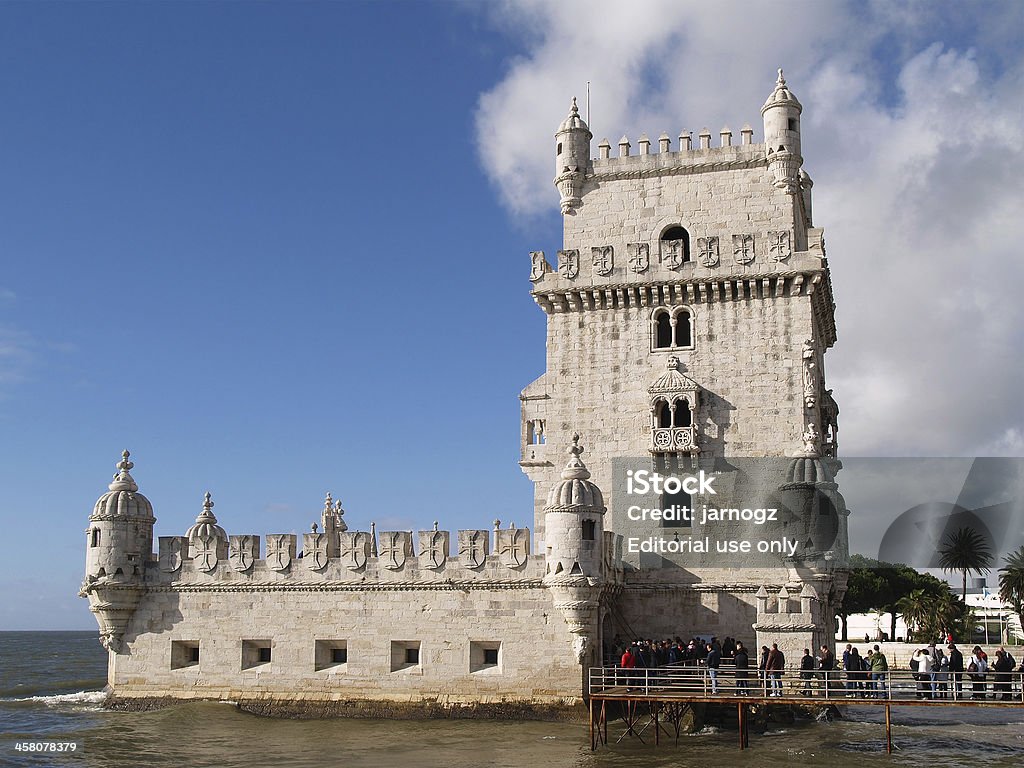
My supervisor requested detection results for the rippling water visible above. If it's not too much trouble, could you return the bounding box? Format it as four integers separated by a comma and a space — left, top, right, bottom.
2, 632, 1023, 767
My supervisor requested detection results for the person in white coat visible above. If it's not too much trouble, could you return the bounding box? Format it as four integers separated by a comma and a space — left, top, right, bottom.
914, 649, 933, 699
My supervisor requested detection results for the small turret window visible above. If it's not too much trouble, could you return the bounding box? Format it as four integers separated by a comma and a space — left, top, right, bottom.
788, 118, 797, 131
556, 142, 563, 155
582, 520, 596, 541
90, 529, 100, 548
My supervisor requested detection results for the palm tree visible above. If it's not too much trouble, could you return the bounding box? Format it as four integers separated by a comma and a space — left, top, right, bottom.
938, 526, 993, 602
999, 546, 1024, 618
897, 589, 931, 640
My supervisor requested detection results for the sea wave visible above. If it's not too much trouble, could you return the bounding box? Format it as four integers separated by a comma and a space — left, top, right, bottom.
4, 690, 108, 706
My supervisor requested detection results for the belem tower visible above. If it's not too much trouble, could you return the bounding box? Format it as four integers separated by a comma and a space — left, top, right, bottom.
80, 71, 849, 713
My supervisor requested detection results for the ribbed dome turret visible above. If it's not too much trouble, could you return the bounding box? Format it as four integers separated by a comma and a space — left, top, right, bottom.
186, 492, 226, 540
761, 68, 802, 114
90, 451, 154, 521
545, 434, 605, 512
784, 456, 835, 486
558, 97, 591, 134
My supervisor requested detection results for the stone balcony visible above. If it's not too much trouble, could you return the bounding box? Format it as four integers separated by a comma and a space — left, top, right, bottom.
651, 426, 697, 453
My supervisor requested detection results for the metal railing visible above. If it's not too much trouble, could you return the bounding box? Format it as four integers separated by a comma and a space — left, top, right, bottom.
589, 665, 1024, 703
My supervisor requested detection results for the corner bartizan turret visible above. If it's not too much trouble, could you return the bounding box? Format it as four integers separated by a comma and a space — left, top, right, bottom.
543, 434, 605, 665
761, 68, 803, 193
79, 451, 154, 652
554, 98, 592, 215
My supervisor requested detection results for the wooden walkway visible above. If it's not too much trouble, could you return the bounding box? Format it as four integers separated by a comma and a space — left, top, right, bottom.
587, 666, 1024, 752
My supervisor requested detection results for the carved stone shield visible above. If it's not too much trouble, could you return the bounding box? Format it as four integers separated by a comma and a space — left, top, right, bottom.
191, 534, 218, 573
339, 531, 368, 570
496, 527, 530, 568
303, 532, 329, 571
627, 243, 650, 273
458, 529, 489, 569
266, 534, 294, 572
732, 233, 755, 265
529, 251, 549, 282
591, 246, 613, 276
697, 236, 720, 267
557, 249, 579, 279
661, 239, 684, 270
378, 531, 411, 571
159, 536, 184, 573
768, 230, 791, 262
418, 528, 449, 570
229, 535, 257, 572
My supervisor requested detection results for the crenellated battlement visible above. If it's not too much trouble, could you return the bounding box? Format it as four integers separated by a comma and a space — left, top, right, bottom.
591, 124, 762, 177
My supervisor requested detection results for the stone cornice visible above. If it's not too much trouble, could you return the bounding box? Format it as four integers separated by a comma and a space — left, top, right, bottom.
587, 152, 766, 184
621, 583, 766, 593
140, 579, 548, 594
532, 268, 836, 348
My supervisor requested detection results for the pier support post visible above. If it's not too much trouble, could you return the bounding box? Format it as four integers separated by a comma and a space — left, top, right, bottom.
885, 703, 892, 754
738, 702, 748, 749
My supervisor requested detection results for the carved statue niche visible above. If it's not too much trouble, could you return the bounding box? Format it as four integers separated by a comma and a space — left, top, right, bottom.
802, 339, 818, 409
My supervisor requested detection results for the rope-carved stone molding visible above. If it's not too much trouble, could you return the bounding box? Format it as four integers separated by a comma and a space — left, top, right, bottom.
140, 580, 548, 594
587, 155, 766, 183
621, 583, 768, 593
752, 622, 818, 632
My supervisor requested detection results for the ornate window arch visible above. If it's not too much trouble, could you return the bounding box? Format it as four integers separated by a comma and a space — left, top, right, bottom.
651, 306, 694, 351
648, 356, 700, 455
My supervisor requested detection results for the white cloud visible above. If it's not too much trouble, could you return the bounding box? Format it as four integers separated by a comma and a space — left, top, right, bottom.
473, 0, 1024, 457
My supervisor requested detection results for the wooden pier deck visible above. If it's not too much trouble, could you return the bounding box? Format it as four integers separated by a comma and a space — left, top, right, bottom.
587, 666, 1024, 753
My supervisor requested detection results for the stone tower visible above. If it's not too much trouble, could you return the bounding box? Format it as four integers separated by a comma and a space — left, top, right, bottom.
521, 70, 845, 643
543, 434, 606, 667
79, 451, 154, 652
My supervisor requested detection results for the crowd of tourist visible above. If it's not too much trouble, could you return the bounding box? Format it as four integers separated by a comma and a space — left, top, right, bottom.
604, 636, 1024, 699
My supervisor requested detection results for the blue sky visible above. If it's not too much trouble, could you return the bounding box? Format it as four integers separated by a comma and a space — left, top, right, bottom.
1, 1, 1021, 629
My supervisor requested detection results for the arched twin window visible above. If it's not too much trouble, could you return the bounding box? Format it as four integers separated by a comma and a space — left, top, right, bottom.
655, 398, 692, 429
652, 308, 693, 350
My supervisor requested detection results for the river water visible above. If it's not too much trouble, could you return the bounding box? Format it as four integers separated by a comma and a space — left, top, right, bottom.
1, 632, 1021, 767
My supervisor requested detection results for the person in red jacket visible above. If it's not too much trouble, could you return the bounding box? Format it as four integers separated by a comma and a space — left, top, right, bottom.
620, 644, 637, 689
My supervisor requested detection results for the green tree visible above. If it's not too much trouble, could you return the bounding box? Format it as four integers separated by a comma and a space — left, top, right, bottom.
896, 589, 931, 639
838, 554, 886, 641
998, 545, 1024, 619
938, 526, 993, 601
896, 583, 974, 643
